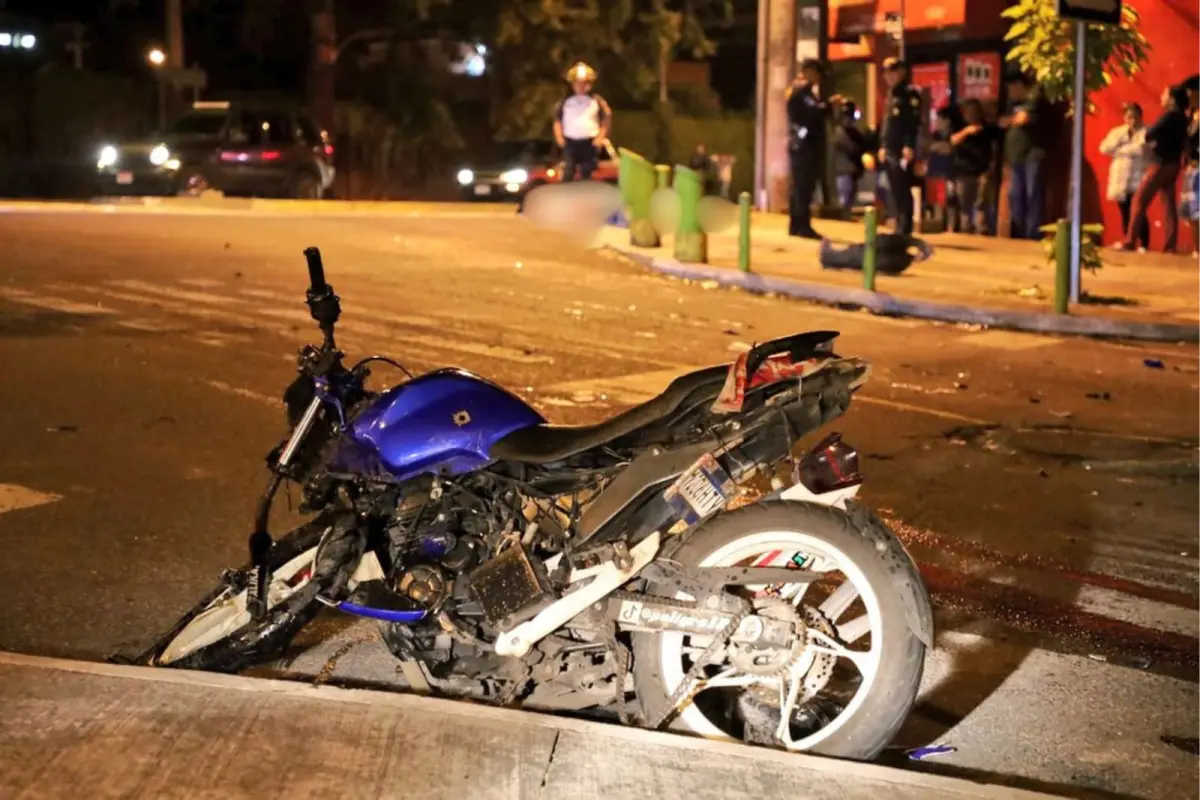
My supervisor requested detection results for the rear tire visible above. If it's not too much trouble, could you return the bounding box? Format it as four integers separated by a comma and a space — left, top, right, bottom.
630, 502, 926, 760
140, 518, 332, 673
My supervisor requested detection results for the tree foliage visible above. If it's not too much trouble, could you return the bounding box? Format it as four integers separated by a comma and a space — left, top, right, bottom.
468, 0, 730, 139
1002, 1, 1150, 113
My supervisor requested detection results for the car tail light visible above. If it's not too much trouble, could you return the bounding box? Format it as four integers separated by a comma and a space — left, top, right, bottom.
794, 433, 862, 494
261, 150, 282, 161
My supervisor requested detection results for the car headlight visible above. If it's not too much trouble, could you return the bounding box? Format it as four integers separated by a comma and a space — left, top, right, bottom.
456, 168, 474, 186
149, 144, 170, 167
499, 169, 528, 184
97, 145, 118, 169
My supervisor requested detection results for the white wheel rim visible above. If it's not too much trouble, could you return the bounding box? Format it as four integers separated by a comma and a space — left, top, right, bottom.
156, 546, 319, 665
657, 529, 885, 751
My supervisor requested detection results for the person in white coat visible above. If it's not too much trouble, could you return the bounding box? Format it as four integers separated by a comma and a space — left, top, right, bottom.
1099, 102, 1149, 251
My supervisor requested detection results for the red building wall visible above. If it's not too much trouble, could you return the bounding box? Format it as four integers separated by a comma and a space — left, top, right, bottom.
1085, 0, 1199, 245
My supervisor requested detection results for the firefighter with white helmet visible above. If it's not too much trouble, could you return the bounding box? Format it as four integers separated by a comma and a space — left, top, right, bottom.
553, 61, 612, 182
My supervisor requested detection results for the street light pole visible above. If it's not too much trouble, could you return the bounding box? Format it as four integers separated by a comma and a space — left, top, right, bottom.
1068, 20, 1086, 303
166, 0, 184, 68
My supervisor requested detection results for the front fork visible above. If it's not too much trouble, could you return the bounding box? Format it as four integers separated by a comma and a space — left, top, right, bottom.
248, 394, 323, 620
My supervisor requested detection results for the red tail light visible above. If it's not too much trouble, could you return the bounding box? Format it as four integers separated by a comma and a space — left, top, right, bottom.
261, 150, 282, 161
323, 144, 334, 158
795, 433, 862, 494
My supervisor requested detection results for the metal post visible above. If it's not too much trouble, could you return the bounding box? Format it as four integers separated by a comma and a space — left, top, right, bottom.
863, 207, 878, 290
1068, 20, 1086, 304
738, 191, 752, 272
655, 164, 671, 189
1054, 219, 1070, 314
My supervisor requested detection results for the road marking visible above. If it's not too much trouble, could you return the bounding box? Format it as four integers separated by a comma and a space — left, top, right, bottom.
0, 287, 117, 316
961, 330, 1062, 350
0, 484, 62, 515
203, 380, 279, 407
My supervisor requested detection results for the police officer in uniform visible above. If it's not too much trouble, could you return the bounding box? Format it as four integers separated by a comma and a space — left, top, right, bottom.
553, 62, 612, 182
786, 58, 827, 238
878, 57, 922, 237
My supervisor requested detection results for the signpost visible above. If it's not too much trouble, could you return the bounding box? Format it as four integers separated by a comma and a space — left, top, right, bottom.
1055, 0, 1122, 304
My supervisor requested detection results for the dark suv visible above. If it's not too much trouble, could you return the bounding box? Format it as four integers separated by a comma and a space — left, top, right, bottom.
95, 101, 335, 199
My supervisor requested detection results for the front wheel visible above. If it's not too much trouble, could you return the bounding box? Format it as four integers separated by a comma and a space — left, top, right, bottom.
140, 517, 334, 673
630, 502, 926, 760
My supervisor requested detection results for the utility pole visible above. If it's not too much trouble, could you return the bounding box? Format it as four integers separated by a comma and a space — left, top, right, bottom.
166, 0, 183, 67
65, 23, 87, 70
310, 0, 338, 136
753, 0, 796, 211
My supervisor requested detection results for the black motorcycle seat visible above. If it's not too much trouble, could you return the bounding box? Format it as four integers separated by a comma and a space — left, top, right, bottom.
490, 330, 841, 465
489, 364, 730, 464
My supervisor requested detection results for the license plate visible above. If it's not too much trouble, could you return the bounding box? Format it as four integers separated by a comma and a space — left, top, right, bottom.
116, 171, 134, 185
663, 453, 736, 529
473, 184, 492, 196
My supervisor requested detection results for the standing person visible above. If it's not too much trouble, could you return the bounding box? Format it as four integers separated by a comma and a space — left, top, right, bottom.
552, 62, 612, 183
689, 144, 715, 194
1098, 102, 1149, 251
999, 72, 1048, 240
877, 57, 922, 237
832, 100, 868, 211
1122, 85, 1189, 253
950, 99, 1000, 234
1180, 75, 1199, 257
926, 106, 956, 229
786, 58, 828, 238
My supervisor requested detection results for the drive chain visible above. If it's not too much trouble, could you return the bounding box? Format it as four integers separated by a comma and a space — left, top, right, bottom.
605, 589, 755, 731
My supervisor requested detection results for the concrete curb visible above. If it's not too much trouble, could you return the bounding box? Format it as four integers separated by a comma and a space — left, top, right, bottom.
0, 651, 1063, 799
608, 246, 1199, 343
0, 197, 515, 217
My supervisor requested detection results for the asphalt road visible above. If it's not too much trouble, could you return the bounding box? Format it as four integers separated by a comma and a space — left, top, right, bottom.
0, 202, 1196, 799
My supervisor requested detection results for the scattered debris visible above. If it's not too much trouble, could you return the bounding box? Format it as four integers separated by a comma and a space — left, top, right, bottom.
514, 261, 523, 269
722, 328, 739, 336
1085, 391, 1111, 401
1038, 468, 1049, 478
728, 341, 752, 354
1125, 655, 1153, 670
699, 280, 720, 290
907, 745, 957, 761
1143, 358, 1164, 369
223, 242, 231, 249
953, 381, 969, 390
1018, 285, 1046, 299
891, 381, 956, 395
234, 271, 243, 279
1088, 653, 1108, 663
634, 331, 657, 339
46, 425, 79, 433
1049, 410, 1073, 419
1029, 397, 1042, 404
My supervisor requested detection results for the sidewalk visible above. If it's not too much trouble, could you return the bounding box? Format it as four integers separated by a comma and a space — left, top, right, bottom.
598, 214, 1199, 341
0, 651, 1067, 800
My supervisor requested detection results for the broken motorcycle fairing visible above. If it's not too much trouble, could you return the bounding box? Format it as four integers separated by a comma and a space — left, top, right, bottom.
136, 248, 930, 762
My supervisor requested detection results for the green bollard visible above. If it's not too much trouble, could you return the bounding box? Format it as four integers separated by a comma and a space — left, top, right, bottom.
618, 147, 658, 248
673, 165, 707, 263
737, 191, 751, 273
1053, 219, 1070, 314
862, 207, 878, 291
655, 164, 671, 190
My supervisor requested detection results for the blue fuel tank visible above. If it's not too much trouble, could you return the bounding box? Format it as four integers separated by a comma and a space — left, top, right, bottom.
329, 368, 545, 481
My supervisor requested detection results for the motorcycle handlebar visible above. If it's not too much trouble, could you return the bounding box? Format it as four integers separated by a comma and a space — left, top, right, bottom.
303, 246, 328, 294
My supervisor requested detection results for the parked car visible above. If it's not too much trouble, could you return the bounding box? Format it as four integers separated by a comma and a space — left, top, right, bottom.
455, 139, 620, 202
95, 101, 335, 199
454, 140, 557, 201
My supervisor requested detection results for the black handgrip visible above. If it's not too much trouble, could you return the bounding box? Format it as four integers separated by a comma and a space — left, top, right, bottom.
303, 247, 327, 293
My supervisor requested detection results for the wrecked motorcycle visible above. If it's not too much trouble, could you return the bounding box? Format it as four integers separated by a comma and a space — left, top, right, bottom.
139, 247, 932, 760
